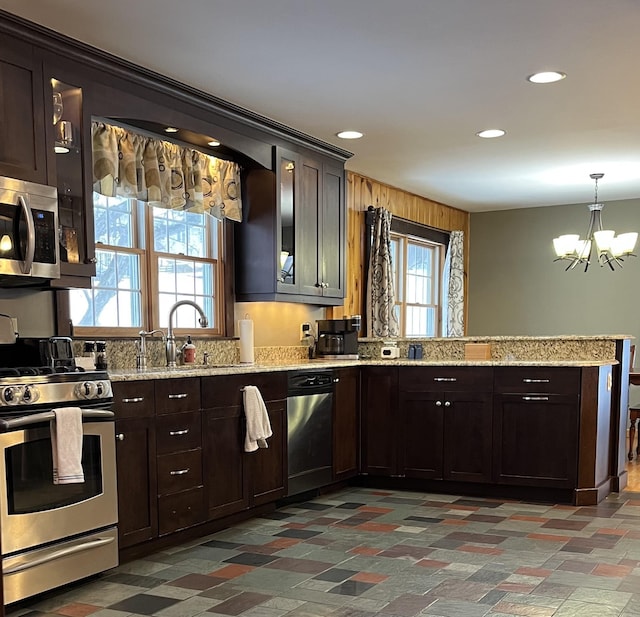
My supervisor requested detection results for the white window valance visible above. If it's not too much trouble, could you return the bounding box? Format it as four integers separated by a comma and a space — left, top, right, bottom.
91, 121, 242, 222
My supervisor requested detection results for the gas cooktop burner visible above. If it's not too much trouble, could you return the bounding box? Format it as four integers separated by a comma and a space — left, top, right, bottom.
0, 366, 91, 378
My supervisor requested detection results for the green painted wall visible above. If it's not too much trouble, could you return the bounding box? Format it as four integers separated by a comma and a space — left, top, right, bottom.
468, 198, 640, 343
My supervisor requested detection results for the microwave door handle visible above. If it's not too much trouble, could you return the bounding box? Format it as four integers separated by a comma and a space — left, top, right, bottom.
18, 194, 35, 275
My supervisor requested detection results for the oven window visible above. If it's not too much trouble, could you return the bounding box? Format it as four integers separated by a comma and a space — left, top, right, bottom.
5, 435, 103, 514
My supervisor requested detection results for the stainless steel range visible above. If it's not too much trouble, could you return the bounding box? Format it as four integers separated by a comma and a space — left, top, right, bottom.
0, 346, 118, 605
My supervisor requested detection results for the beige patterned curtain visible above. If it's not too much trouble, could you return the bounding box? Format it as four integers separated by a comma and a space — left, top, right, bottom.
367, 207, 400, 337
91, 121, 242, 222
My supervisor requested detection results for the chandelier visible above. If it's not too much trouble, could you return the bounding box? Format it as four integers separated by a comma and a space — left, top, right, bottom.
553, 173, 637, 271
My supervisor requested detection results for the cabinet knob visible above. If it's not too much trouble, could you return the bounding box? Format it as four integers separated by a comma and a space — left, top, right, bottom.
435, 400, 442, 406
116, 433, 125, 441
86, 257, 97, 264
444, 401, 451, 407
333, 378, 340, 383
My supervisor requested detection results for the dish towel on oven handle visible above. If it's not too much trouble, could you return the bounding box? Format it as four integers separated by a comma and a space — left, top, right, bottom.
243, 386, 272, 452
51, 406, 85, 484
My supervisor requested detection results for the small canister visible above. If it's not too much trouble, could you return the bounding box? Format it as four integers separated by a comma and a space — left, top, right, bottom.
95, 340, 107, 370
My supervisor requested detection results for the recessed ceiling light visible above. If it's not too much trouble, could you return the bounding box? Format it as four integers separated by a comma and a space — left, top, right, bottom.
476, 129, 506, 139
164, 127, 179, 133
207, 139, 221, 147
527, 71, 566, 84
336, 130, 363, 139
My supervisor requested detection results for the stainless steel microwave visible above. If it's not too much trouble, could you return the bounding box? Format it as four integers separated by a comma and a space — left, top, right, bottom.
0, 177, 59, 281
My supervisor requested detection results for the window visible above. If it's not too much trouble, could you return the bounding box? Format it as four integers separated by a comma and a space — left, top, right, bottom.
69, 193, 222, 335
390, 233, 443, 337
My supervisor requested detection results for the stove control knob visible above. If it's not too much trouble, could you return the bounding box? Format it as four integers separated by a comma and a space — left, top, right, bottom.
2, 386, 22, 405
76, 381, 97, 399
22, 385, 40, 404
95, 381, 106, 397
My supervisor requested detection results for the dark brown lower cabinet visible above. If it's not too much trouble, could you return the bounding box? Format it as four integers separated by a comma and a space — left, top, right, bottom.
112, 379, 158, 549
493, 393, 579, 488
333, 367, 360, 480
249, 400, 287, 505
361, 367, 399, 476
202, 405, 250, 520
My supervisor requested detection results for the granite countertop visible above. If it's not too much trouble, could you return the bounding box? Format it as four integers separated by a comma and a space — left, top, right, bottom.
358, 334, 634, 342
108, 358, 616, 381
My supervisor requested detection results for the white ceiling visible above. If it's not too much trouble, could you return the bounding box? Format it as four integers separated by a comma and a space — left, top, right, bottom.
2, 0, 640, 213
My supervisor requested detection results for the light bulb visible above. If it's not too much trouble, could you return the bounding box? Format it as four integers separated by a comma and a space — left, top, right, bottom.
0, 234, 12, 252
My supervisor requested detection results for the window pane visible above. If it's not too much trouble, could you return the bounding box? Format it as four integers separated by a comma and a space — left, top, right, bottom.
93, 194, 134, 248
157, 258, 215, 328
69, 249, 142, 328
406, 306, 436, 337
152, 206, 208, 258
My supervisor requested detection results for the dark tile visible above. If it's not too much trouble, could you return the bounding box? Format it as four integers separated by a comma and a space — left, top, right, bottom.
404, 515, 443, 524
331, 608, 376, 617
260, 511, 294, 520
274, 528, 322, 539
378, 545, 434, 559
202, 539, 244, 549
541, 519, 590, 531
168, 573, 224, 590
381, 593, 435, 616
428, 538, 465, 549
314, 568, 359, 582
464, 513, 507, 523
558, 559, 595, 573
198, 585, 242, 600
336, 502, 366, 509
380, 497, 426, 505
443, 531, 506, 545
453, 498, 502, 509
224, 552, 279, 566
208, 591, 271, 615
329, 580, 376, 596
108, 593, 180, 615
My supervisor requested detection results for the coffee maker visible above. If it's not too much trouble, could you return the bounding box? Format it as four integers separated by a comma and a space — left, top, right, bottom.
316, 316, 361, 359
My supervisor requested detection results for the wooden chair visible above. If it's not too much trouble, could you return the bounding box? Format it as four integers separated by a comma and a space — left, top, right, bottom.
629, 345, 640, 460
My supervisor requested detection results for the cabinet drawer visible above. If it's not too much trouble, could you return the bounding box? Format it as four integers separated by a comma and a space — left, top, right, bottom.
158, 487, 205, 536
156, 412, 201, 455
400, 367, 493, 392
155, 378, 201, 414
202, 372, 287, 408
157, 448, 202, 495
494, 367, 581, 394
112, 381, 155, 418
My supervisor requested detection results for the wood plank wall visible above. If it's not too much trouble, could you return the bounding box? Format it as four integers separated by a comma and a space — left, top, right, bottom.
329, 171, 470, 332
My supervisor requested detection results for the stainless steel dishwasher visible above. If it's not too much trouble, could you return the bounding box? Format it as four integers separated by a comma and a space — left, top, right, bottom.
287, 369, 334, 496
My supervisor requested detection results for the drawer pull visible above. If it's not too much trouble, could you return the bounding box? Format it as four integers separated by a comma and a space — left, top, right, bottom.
444, 401, 451, 407
522, 396, 549, 402
122, 397, 144, 403
168, 393, 188, 400
433, 377, 457, 382
169, 429, 189, 436
116, 433, 125, 441
435, 400, 442, 406
169, 468, 190, 476
522, 379, 550, 383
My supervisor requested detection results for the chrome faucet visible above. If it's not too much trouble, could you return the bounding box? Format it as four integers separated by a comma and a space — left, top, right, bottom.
136, 329, 165, 370
166, 300, 208, 367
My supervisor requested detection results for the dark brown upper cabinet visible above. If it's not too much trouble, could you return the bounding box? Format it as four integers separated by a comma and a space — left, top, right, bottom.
0, 34, 51, 185
235, 146, 346, 305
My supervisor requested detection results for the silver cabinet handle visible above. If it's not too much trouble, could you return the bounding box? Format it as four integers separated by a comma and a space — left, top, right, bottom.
333, 378, 340, 383
434, 377, 457, 382
444, 401, 451, 407
116, 433, 125, 441
18, 194, 35, 275
169, 429, 189, 436
522, 379, 550, 383
168, 393, 188, 400
435, 400, 442, 406
522, 396, 549, 401
169, 468, 190, 476
122, 397, 144, 403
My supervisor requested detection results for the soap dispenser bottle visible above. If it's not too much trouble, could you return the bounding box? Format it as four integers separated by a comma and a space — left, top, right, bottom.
183, 336, 196, 364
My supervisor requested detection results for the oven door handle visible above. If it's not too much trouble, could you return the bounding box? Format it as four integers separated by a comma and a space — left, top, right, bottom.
2, 409, 114, 430
3, 536, 115, 574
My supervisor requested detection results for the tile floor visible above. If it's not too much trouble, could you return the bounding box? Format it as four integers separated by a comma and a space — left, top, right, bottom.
7, 475, 640, 617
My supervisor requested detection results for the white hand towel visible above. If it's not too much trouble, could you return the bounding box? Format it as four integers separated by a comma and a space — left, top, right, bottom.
243, 386, 272, 453
51, 406, 85, 484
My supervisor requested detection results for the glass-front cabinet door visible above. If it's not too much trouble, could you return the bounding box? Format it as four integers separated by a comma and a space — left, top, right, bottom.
276, 148, 298, 293
49, 73, 95, 286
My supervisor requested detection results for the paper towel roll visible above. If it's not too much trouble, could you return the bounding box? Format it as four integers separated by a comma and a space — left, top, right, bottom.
239, 317, 255, 364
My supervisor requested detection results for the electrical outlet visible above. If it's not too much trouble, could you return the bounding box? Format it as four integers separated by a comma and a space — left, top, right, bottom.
301, 322, 311, 336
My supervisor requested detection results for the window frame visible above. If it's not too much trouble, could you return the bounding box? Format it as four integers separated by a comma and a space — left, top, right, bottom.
62, 196, 226, 338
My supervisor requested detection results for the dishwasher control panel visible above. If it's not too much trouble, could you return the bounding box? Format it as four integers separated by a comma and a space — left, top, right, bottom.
287, 370, 334, 395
